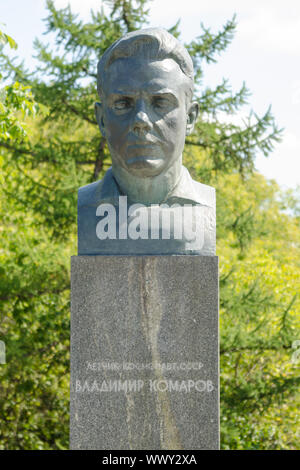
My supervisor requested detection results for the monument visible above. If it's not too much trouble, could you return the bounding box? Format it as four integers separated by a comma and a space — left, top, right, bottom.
71, 28, 219, 450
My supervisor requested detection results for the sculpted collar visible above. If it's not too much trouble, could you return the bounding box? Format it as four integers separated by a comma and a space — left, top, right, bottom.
94, 166, 212, 207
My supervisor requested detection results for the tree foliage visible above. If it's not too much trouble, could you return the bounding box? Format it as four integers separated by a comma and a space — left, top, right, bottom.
0, 1, 299, 449
0, 28, 46, 143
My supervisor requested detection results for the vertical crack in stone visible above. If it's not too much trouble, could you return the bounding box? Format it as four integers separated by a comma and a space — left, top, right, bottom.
125, 257, 135, 450
139, 258, 182, 450
103, 330, 130, 449
126, 258, 150, 449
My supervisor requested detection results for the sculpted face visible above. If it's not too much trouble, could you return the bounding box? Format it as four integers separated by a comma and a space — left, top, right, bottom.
96, 58, 198, 177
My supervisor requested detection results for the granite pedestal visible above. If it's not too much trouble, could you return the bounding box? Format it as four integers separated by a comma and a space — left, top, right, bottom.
70, 255, 219, 450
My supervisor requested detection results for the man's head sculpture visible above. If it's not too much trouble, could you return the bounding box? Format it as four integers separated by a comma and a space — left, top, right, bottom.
77, 28, 215, 255
95, 28, 198, 192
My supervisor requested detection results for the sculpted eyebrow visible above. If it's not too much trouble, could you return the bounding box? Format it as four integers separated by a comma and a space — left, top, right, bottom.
150, 88, 175, 94
109, 91, 137, 97
152, 91, 178, 99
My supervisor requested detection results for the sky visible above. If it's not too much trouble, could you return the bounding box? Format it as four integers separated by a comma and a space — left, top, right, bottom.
1, 0, 299, 190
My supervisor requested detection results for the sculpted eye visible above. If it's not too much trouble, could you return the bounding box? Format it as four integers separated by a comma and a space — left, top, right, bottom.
153, 97, 169, 108
113, 98, 132, 111
152, 94, 176, 111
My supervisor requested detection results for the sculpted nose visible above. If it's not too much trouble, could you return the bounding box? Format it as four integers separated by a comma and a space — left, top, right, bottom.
133, 102, 152, 133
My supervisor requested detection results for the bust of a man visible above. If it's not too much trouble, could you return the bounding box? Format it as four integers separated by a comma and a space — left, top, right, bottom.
78, 28, 215, 255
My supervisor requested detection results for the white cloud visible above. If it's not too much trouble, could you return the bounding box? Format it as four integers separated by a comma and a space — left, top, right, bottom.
216, 110, 254, 127
255, 131, 300, 188
238, 5, 300, 56
216, 112, 300, 188
51, 0, 300, 58
291, 80, 300, 105
53, 0, 106, 20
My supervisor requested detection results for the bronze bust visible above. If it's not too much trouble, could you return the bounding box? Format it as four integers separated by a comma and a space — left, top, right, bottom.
78, 28, 215, 255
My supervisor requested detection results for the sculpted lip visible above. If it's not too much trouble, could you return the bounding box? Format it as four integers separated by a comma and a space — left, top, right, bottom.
126, 133, 160, 147
126, 140, 160, 158
126, 156, 161, 165
126, 140, 160, 163
126, 142, 160, 161
127, 143, 157, 150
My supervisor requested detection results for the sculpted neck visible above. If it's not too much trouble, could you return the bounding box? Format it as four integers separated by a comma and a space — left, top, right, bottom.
112, 159, 182, 205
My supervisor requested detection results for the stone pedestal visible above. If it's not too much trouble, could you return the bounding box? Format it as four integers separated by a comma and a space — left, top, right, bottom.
70, 255, 219, 450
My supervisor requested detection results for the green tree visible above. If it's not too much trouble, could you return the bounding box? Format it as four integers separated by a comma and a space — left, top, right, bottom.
0, 1, 299, 449
0, 28, 44, 142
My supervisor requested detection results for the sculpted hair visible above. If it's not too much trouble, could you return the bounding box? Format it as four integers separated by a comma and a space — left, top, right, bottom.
97, 28, 194, 100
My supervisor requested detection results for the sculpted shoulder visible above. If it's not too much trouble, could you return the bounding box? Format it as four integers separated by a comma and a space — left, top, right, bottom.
78, 171, 216, 209
78, 180, 103, 208
192, 179, 215, 208
167, 167, 215, 208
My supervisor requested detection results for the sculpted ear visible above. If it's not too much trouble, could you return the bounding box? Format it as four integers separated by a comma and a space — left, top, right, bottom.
95, 102, 106, 137
186, 101, 199, 136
